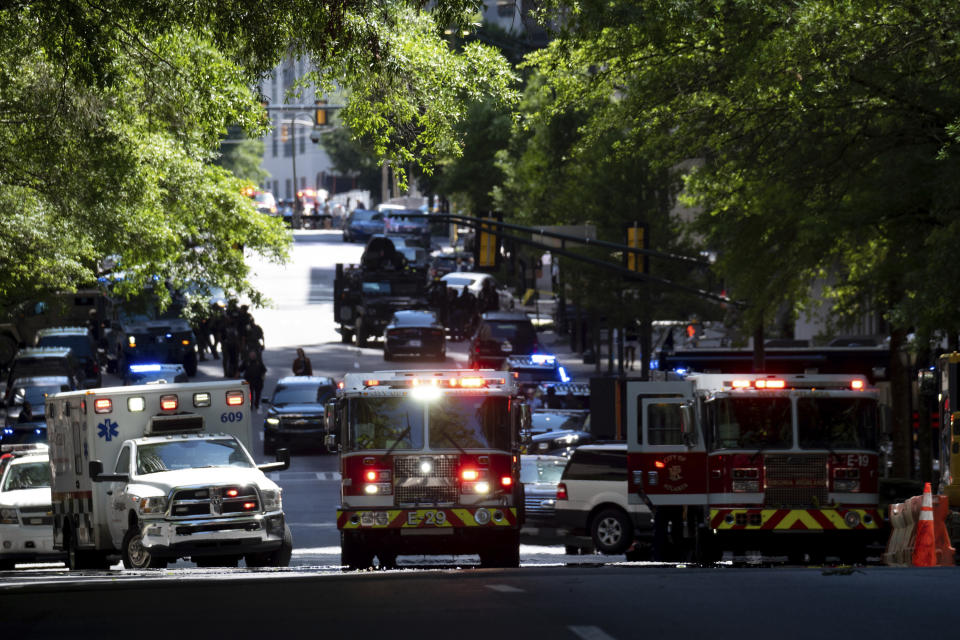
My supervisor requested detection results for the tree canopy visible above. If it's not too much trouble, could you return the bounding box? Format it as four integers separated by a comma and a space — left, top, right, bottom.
0, 0, 516, 308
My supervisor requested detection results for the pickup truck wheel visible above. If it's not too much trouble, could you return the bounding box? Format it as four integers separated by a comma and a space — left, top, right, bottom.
340, 328, 353, 344
591, 508, 633, 555
122, 526, 167, 569
268, 524, 293, 567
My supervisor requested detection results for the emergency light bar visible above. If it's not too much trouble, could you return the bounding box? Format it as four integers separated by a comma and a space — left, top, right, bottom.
530, 354, 556, 365
725, 376, 869, 391
362, 375, 506, 389
130, 364, 163, 373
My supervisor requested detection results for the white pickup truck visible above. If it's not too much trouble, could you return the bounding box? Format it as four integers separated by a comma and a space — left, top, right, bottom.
46, 381, 292, 570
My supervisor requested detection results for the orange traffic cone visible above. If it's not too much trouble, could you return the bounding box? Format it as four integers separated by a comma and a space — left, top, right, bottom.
912, 482, 937, 567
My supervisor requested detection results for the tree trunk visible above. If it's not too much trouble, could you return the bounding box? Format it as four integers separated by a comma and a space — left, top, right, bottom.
889, 326, 914, 479
752, 322, 765, 373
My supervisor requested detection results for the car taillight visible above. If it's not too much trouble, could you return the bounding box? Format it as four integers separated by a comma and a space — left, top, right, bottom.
556, 482, 568, 500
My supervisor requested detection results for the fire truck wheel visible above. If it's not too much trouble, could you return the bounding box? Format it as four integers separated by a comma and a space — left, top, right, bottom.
591, 508, 633, 555
122, 526, 168, 570
376, 552, 398, 569
341, 532, 372, 570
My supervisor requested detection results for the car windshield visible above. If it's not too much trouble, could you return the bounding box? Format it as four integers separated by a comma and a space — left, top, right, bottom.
11, 385, 59, 406
37, 335, 92, 357
347, 397, 424, 450
711, 397, 793, 449
428, 394, 510, 450
135, 439, 252, 474
273, 384, 336, 404
2, 461, 51, 491
531, 412, 587, 432
520, 458, 567, 484
797, 396, 878, 450
351, 210, 378, 222
443, 277, 475, 288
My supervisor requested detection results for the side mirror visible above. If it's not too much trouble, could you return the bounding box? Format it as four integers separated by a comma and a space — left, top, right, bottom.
680, 403, 697, 447
88, 460, 129, 483
324, 400, 338, 433
325, 433, 338, 454
258, 447, 291, 472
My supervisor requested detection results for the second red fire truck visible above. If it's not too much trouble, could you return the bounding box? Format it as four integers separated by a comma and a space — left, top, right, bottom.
325, 370, 528, 569
627, 372, 884, 563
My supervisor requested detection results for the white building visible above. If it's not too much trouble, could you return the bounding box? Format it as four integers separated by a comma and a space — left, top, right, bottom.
257, 58, 334, 201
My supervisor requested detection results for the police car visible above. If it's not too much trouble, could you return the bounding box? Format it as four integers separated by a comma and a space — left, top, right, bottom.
0, 445, 62, 569
502, 354, 569, 395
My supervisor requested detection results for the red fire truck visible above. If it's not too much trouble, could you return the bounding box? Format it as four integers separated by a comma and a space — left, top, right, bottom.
627, 372, 884, 563
325, 370, 528, 569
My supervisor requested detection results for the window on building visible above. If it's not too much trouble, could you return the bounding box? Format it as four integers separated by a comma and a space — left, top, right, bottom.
285, 179, 292, 200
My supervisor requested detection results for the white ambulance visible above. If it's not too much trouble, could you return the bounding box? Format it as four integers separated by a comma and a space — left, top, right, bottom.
0, 444, 63, 569
46, 381, 292, 570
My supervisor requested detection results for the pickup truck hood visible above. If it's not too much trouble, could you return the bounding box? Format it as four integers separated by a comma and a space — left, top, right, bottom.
0, 487, 52, 509
128, 467, 278, 495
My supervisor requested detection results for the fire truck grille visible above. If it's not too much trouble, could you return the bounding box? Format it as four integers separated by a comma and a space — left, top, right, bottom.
764, 454, 828, 507
393, 455, 459, 506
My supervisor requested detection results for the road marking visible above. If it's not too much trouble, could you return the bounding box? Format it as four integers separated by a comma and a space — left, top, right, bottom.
569, 627, 616, 640
486, 584, 525, 593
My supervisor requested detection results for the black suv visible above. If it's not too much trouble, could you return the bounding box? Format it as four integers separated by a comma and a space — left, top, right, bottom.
263, 376, 338, 455
469, 312, 541, 369
34, 326, 102, 388
5, 347, 82, 393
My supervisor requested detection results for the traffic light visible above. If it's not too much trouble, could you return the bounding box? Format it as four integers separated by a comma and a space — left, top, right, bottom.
475, 213, 502, 270
625, 223, 647, 273
315, 100, 328, 126
280, 124, 289, 142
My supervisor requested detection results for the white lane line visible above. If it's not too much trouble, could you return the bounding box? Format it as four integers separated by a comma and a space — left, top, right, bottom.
569, 626, 616, 640
486, 584, 525, 593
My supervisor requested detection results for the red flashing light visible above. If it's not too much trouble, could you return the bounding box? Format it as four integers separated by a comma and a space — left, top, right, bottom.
365, 470, 378, 482
364, 379, 380, 387
94, 398, 112, 414
654, 460, 666, 469
501, 476, 513, 487
851, 379, 865, 390
242, 502, 256, 510
226, 489, 239, 497
160, 395, 178, 411
226, 391, 245, 406
757, 379, 786, 389
337, 381, 345, 389
461, 469, 480, 481
460, 377, 485, 388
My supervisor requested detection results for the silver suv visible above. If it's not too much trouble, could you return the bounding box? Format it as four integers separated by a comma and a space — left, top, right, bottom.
554, 443, 652, 554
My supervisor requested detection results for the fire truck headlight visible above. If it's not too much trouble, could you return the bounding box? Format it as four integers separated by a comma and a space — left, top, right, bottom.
138, 497, 168, 515
475, 481, 490, 494
420, 459, 433, 474
261, 489, 282, 511
411, 385, 441, 401
364, 484, 379, 495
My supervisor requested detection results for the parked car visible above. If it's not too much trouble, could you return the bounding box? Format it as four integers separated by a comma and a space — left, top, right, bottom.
3, 376, 71, 426
525, 429, 594, 458
5, 348, 81, 393
441, 272, 515, 311
0, 446, 62, 569
554, 443, 653, 555
34, 326, 102, 388
263, 376, 337, 455
342, 209, 385, 243
383, 310, 446, 361
0, 422, 48, 447
468, 312, 541, 369
520, 454, 569, 543
529, 409, 591, 435
123, 362, 188, 385
503, 354, 568, 397
383, 209, 431, 247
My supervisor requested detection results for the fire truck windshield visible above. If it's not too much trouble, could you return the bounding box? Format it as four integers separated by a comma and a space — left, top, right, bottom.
429, 395, 510, 450
797, 397, 877, 450
347, 397, 425, 450
711, 397, 792, 450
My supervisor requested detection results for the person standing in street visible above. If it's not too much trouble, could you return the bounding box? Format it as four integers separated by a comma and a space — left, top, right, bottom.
239, 349, 267, 410
292, 347, 313, 376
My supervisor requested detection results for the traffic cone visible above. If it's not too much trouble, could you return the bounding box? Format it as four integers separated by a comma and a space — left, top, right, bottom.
912, 482, 937, 567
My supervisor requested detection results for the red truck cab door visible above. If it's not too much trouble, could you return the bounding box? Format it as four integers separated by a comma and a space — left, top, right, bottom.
626, 381, 707, 507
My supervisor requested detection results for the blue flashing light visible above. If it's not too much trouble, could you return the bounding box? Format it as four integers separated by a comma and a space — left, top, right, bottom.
35, 428, 42, 435
531, 354, 556, 365
674, 367, 687, 376
130, 364, 163, 373
3, 428, 13, 435
165, 333, 173, 339
558, 366, 570, 383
